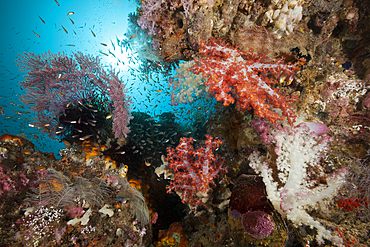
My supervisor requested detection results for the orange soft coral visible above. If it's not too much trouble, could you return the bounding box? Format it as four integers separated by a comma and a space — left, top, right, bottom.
191, 38, 302, 125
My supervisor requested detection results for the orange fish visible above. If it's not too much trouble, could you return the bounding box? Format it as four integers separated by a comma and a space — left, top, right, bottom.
91, 30, 96, 37
69, 18, 74, 24
34, 135, 39, 139
130, 34, 136, 39
54, 0, 60, 6
33, 30, 40, 38
67, 11, 74, 16
155, 90, 162, 93
22, 150, 32, 155
38, 16, 45, 24
0, 106, 4, 115
61, 25, 68, 34
63, 140, 71, 146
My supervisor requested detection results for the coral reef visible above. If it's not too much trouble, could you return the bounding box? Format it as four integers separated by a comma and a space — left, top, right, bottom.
5, 0, 370, 245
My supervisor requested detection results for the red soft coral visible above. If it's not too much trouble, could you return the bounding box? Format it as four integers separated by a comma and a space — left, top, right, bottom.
166, 135, 227, 210
191, 38, 302, 125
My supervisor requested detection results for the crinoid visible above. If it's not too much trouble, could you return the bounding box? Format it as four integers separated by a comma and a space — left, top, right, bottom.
26, 169, 75, 208
115, 175, 149, 226
72, 176, 110, 207
26, 169, 110, 209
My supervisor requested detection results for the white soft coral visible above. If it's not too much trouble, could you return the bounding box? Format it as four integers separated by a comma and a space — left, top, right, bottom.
248, 123, 347, 245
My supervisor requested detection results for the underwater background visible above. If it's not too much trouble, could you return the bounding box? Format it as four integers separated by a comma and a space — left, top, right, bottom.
0, 0, 370, 246
0, 0, 209, 158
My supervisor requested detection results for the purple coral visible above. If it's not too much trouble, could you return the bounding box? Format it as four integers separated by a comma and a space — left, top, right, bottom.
16, 51, 131, 140
242, 211, 275, 239
137, 0, 163, 35
107, 71, 133, 139
0, 166, 30, 198
0, 166, 16, 197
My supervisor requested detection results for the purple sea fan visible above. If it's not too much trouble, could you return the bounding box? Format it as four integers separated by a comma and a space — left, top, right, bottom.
106, 70, 133, 139
16, 51, 132, 140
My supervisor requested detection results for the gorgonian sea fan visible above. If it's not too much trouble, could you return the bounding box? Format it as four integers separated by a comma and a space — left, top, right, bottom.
16, 51, 132, 140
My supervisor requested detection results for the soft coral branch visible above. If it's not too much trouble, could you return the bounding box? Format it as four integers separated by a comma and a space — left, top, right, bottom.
248, 123, 347, 245
191, 38, 302, 125
165, 135, 227, 210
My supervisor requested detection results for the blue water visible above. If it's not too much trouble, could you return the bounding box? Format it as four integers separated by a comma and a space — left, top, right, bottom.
0, 0, 211, 157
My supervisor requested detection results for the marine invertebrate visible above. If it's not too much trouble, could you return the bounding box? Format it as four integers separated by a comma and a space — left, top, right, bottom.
0, 133, 25, 146
0, 166, 16, 198
156, 222, 189, 247
228, 174, 287, 245
19, 206, 65, 246
110, 174, 150, 226
344, 150, 370, 220
137, 0, 190, 61
138, 0, 194, 36
165, 135, 227, 211
248, 123, 347, 245
16, 51, 132, 142
26, 169, 74, 208
232, 26, 288, 61
72, 176, 110, 207
242, 211, 275, 239
109, 69, 133, 140
26, 169, 110, 209
191, 38, 302, 125
263, 3, 303, 39
320, 72, 366, 119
